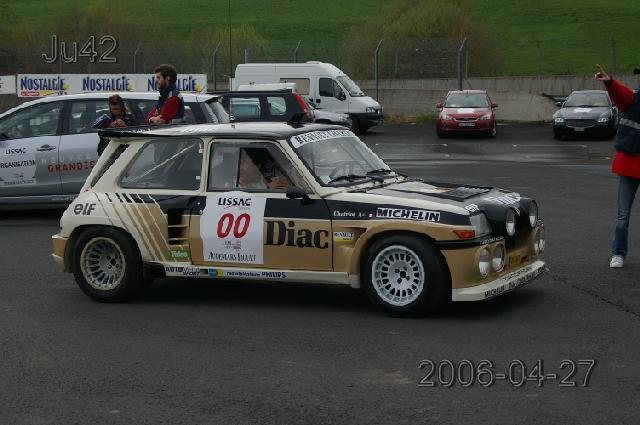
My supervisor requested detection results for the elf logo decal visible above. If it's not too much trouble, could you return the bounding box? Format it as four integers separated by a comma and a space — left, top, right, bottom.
266, 220, 329, 249
376, 207, 441, 222
73, 203, 96, 215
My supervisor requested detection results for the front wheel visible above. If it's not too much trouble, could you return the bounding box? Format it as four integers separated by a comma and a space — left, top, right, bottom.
362, 234, 450, 317
73, 227, 152, 302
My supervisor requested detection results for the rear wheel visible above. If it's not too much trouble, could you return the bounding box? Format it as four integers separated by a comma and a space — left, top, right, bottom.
362, 234, 450, 317
73, 227, 152, 302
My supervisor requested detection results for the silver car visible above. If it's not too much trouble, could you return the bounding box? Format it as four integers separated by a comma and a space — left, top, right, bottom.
0, 92, 227, 208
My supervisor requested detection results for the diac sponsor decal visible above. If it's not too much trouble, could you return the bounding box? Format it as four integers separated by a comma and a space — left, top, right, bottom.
266, 220, 329, 249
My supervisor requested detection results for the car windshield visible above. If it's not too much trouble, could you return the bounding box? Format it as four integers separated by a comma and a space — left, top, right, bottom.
289, 130, 397, 186
336, 76, 365, 97
563, 93, 610, 107
444, 93, 489, 108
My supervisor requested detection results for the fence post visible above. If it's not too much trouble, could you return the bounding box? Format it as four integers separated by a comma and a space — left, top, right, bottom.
244, 48, 250, 63
374, 39, 383, 102
294, 39, 302, 63
457, 38, 467, 90
133, 42, 142, 73
212, 42, 222, 91
535, 38, 542, 75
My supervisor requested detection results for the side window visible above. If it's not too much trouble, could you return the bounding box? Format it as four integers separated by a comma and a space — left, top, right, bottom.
128, 100, 157, 122
267, 97, 287, 116
68, 100, 109, 134
208, 142, 308, 192
228, 97, 261, 119
319, 78, 333, 97
0, 101, 62, 140
279, 78, 310, 95
333, 80, 345, 98
120, 138, 203, 190
183, 103, 198, 124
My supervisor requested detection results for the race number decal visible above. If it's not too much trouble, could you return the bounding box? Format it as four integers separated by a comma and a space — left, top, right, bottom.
0, 145, 37, 187
200, 192, 266, 264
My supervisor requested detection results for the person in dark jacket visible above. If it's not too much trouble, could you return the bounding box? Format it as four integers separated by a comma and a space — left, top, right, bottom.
595, 64, 640, 268
94, 94, 136, 155
147, 64, 184, 125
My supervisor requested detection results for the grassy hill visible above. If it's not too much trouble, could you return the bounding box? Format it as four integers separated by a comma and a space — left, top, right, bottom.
2, 0, 639, 76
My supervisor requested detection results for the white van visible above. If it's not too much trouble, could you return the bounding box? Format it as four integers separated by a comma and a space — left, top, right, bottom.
233, 62, 383, 133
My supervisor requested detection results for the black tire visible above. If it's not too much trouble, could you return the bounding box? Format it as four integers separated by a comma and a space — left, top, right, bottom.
488, 122, 498, 138
362, 234, 450, 317
72, 227, 152, 302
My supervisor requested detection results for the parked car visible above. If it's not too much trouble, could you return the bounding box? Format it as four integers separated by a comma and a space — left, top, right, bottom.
436, 90, 498, 138
52, 122, 547, 316
307, 100, 351, 128
0, 92, 228, 208
233, 62, 383, 133
552, 90, 618, 139
217, 89, 314, 123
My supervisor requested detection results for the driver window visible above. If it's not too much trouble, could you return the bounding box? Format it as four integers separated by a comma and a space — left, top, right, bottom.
319, 78, 333, 97
208, 142, 308, 192
332, 80, 345, 98
0, 101, 62, 140
119, 138, 203, 190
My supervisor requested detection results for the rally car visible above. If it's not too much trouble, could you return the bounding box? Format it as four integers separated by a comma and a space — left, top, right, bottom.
51, 123, 546, 316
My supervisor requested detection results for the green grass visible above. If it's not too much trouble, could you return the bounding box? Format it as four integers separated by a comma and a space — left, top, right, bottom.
3, 0, 639, 76
469, 0, 640, 75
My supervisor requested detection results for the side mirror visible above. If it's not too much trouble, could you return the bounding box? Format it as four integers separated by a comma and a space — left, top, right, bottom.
286, 186, 314, 204
436, 103, 443, 109
491, 103, 498, 108
336, 91, 346, 101
555, 101, 563, 107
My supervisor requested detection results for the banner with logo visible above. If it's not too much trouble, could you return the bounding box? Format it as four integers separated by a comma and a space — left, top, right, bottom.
16, 74, 207, 97
0, 76, 16, 95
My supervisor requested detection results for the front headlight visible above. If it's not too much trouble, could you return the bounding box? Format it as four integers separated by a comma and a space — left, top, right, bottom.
505, 209, 516, 236
366, 107, 376, 113
470, 213, 492, 237
480, 113, 492, 120
598, 117, 609, 123
528, 200, 538, 227
492, 244, 505, 272
479, 247, 491, 277
442, 113, 453, 120
554, 117, 565, 123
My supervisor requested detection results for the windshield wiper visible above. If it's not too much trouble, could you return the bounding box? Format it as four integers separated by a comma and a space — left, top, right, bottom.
327, 174, 370, 185
366, 168, 395, 175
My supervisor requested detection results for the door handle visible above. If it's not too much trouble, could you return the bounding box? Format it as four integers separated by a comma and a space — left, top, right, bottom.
37, 145, 56, 151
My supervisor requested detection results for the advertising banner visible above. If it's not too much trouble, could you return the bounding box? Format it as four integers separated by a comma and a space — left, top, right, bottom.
16, 74, 207, 97
0, 76, 16, 95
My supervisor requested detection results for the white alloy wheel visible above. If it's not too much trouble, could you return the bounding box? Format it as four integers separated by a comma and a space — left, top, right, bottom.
80, 237, 126, 291
371, 245, 426, 306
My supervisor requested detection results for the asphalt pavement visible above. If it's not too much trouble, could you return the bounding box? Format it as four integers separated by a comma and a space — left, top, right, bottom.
1, 122, 639, 424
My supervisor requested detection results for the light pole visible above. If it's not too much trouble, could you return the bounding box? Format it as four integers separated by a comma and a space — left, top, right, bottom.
133, 42, 142, 73
457, 38, 467, 90
374, 39, 383, 102
294, 39, 302, 63
228, 0, 232, 78
212, 42, 222, 91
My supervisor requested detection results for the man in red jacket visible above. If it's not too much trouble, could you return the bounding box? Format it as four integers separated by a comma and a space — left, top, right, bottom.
146, 64, 185, 125
595, 64, 640, 268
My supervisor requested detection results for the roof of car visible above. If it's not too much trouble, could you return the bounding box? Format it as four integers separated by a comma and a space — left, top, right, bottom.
569, 90, 608, 94
446, 90, 488, 94
98, 122, 349, 140
0, 91, 217, 118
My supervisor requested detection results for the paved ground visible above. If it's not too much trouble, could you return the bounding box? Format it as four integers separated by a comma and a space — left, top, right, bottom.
2, 123, 639, 424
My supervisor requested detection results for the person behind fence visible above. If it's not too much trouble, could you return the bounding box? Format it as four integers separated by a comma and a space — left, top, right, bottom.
93, 94, 136, 155
146, 64, 184, 125
594, 64, 640, 268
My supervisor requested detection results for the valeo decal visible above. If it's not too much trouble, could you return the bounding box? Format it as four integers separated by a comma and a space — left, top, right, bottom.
170, 248, 191, 261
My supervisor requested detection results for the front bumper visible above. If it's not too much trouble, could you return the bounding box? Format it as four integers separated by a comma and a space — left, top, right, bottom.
351, 111, 383, 127
52, 234, 69, 272
439, 119, 494, 133
553, 122, 615, 135
451, 260, 547, 301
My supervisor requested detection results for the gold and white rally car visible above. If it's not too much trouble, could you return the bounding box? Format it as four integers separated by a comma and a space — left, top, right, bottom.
52, 122, 547, 316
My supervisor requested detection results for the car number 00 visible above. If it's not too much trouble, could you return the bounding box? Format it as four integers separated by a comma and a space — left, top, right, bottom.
217, 213, 251, 238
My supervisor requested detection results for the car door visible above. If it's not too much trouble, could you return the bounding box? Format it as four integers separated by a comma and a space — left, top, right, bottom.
190, 140, 333, 271
317, 77, 348, 113
58, 98, 107, 195
0, 100, 63, 198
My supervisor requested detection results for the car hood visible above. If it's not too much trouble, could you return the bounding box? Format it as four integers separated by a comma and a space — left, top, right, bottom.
556, 106, 611, 119
442, 107, 491, 116
325, 180, 536, 232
